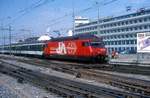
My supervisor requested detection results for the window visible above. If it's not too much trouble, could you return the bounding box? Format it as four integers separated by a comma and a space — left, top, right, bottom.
134, 27, 137, 30
130, 28, 133, 31
126, 28, 129, 31
139, 26, 142, 30
126, 35, 129, 38
144, 25, 148, 29
118, 41, 121, 45
111, 36, 113, 39
130, 21, 133, 24
90, 42, 105, 47
111, 41, 114, 45
130, 34, 133, 37
134, 34, 137, 37
107, 36, 109, 39
107, 30, 109, 33
115, 41, 117, 45
144, 18, 147, 22
126, 40, 129, 44
131, 40, 134, 44
82, 42, 90, 46
139, 19, 142, 22
121, 22, 124, 25
134, 20, 137, 23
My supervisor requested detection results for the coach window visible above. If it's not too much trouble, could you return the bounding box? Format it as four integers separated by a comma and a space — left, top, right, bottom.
40, 45, 43, 51
37, 45, 40, 51
36, 45, 40, 51
31, 45, 35, 50
35, 45, 38, 51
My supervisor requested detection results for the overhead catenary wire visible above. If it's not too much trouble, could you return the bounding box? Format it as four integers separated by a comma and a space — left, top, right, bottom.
5, 0, 55, 26
46, 0, 118, 28
1, 0, 119, 45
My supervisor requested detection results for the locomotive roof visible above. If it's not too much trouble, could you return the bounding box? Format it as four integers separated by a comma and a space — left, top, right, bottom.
50, 33, 101, 42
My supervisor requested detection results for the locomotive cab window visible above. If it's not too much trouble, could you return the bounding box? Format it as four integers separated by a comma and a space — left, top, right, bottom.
90, 42, 105, 47
82, 42, 90, 46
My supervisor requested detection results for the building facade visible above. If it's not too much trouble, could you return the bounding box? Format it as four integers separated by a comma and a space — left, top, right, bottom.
75, 16, 90, 26
75, 9, 150, 53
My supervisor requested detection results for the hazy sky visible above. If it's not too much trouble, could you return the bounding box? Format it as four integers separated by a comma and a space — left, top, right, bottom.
0, 0, 150, 44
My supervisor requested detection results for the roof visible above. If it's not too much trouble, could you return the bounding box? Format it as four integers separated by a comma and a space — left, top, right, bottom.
50, 33, 102, 42
38, 35, 51, 41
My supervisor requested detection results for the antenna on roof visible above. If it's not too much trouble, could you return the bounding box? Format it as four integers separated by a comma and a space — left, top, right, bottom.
126, 6, 132, 12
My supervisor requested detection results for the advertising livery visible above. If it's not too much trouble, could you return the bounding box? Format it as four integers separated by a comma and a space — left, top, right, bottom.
137, 32, 150, 53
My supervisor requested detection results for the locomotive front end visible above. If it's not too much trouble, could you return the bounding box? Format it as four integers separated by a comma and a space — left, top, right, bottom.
90, 41, 108, 62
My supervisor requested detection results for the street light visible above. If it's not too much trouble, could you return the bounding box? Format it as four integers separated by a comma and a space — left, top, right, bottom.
7, 16, 12, 55
0, 19, 4, 54
72, 0, 75, 35
96, 1, 100, 35
0, 16, 12, 55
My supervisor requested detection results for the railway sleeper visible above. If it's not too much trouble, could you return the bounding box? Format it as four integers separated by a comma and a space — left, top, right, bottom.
15, 70, 97, 98
109, 81, 150, 96
1, 62, 149, 98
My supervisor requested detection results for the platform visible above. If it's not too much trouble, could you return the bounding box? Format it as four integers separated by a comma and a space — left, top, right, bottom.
109, 54, 150, 66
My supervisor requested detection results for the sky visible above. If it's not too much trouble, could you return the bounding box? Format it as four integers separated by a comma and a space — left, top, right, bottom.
0, 0, 150, 45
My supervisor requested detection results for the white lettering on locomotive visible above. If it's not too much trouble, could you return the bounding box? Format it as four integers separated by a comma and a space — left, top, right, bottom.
56, 42, 67, 55
56, 42, 77, 55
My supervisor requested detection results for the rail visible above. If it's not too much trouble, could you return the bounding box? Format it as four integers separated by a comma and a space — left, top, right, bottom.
0, 60, 149, 98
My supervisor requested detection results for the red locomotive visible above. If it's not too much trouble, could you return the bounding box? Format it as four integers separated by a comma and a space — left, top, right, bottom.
0, 33, 108, 63
44, 34, 107, 62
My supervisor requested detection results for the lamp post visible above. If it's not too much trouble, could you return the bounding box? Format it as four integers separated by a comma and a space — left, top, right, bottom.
7, 16, 12, 55
96, 1, 100, 35
0, 19, 5, 54
72, 0, 75, 35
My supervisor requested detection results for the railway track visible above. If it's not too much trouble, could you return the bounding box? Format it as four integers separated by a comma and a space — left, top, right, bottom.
0, 55, 150, 97
1, 55, 150, 75
1, 60, 149, 98
79, 69, 150, 96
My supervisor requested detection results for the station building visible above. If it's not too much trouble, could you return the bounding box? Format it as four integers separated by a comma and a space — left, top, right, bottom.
75, 8, 150, 53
